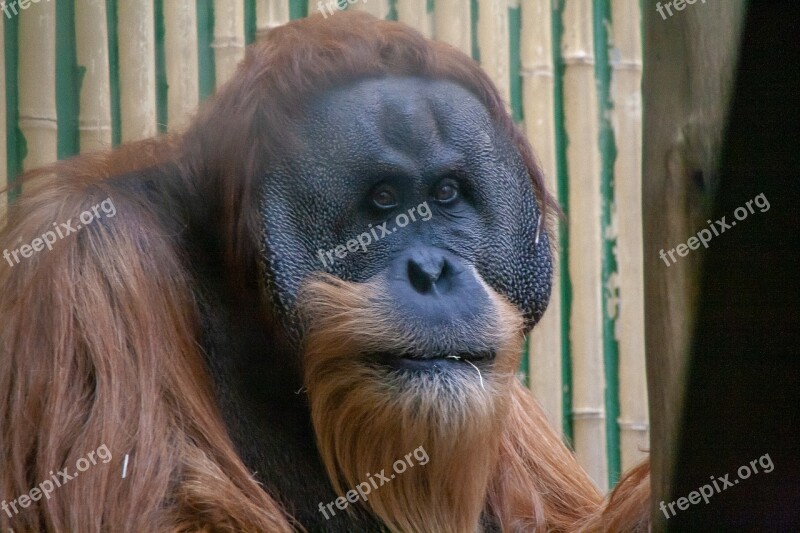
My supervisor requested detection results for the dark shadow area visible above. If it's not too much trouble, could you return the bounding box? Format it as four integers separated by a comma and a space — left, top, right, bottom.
670, 1, 800, 530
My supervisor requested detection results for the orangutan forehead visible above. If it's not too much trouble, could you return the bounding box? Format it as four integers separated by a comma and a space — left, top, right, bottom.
299, 76, 498, 151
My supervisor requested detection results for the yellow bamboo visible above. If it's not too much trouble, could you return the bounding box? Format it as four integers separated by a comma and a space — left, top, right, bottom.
165, 0, 200, 131
609, 0, 648, 472
118, 1, 157, 141
256, 0, 289, 39
476, 0, 510, 106
522, 0, 562, 432
349, 0, 391, 19
433, 0, 471, 56
562, 0, 607, 491
214, 0, 246, 87
396, 0, 432, 38
76, 0, 112, 152
18, 0, 58, 170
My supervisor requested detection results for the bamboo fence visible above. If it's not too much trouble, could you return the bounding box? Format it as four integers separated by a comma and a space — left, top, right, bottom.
0, 15, 5, 215
164, 1, 200, 131
1, 0, 648, 492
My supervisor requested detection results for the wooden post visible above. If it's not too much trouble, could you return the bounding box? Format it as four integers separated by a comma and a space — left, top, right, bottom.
642, 0, 747, 526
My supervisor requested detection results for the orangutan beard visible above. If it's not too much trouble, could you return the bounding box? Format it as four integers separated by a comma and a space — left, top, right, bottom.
299, 274, 524, 533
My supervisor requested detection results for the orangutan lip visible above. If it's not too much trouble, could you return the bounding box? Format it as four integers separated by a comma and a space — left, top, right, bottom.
372, 351, 495, 371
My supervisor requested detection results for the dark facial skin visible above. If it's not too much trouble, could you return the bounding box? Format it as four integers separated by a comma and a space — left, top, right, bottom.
261, 76, 552, 340
201, 76, 552, 531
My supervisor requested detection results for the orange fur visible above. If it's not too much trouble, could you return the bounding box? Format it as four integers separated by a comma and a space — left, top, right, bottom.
0, 181, 294, 531
299, 275, 649, 532
301, 275, 523, 532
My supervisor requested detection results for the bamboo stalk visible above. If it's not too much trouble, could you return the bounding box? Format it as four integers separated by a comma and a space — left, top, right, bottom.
76, 0, 112, 152
0, 17, 6, 217
213, 0, 246, 87
257, 0, 290, 38
522, 0, 562, 432
165, 1, 200, 131
476, 0, 510, 105
396, 0, 432, 37
561, 0, 607, 491
18, 0, 58, 170
118, 1, 157, 141
288, 0, 308, 19
349, 0, 391, 19
594, 0, 621, 487
609, 0, 648, 473
433, 0, 471, 56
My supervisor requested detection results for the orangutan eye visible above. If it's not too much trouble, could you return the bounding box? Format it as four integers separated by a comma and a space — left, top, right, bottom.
434, 178, 459, 204
372, 184, 399, 210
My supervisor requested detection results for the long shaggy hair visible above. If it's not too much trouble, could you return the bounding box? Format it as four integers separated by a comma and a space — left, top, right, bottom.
301, 274, 526, 532
0, 11, 648, 532
299, 274, 650, 532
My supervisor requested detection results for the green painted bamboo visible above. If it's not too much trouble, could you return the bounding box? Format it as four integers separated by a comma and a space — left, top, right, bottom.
551, 0, 573, 445
289, 0, 307, 20
106, 0, 121, 146
508, 5, 522, 124
155, 0, 168, 133
610, 0, 648, 474
387, 0, 397, 20
197, 0, 216, 101
519, 335, 529, 388
4, 14, 24, 200
594, 0, 621, 488
509, 4, 526, 381
245, 0, 257, 44
0, 17, 5, 204
56, 0, 81, 158
469, 0, 478, 62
